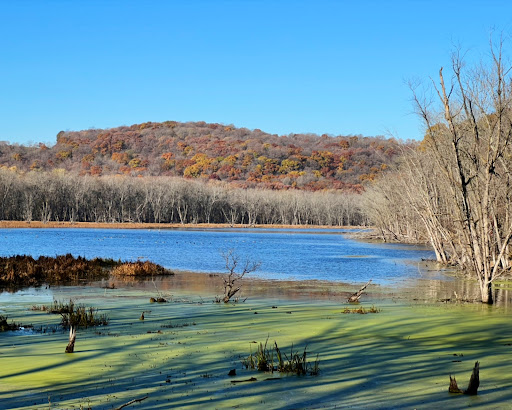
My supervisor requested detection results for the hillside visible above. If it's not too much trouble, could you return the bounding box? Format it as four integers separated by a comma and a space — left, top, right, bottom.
0, 121, 403, 191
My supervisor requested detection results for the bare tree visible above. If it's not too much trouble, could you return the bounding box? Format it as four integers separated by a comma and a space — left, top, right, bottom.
410, 37, 512, 303
220, 250, 261, 303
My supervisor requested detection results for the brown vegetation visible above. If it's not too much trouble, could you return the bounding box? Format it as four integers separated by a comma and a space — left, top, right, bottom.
0, 315, 20, 331
111, 261, 173, 277
0, 254, 171, 288
0, 221, 358, 230
0, 254, 115, 288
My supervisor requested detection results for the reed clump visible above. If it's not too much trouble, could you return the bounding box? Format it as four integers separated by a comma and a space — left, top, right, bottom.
0, 254, 116, 288
111, 261, 174, 277
243, 339, 319, 376
33, 299, 109, 328
342, 305, 381, 314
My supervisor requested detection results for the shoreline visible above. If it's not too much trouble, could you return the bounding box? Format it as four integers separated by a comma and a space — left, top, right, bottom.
0, 220, 365, 230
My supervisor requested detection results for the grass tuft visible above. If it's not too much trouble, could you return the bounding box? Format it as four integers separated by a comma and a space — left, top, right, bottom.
243, 338, 319, 376
342, 305, 381, 314
33, 299, 109, 328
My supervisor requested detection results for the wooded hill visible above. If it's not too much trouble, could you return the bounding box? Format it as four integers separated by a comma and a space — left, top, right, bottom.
0, 121, 402, 191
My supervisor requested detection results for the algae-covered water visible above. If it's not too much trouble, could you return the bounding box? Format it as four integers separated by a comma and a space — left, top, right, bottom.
1, 279, 512, 409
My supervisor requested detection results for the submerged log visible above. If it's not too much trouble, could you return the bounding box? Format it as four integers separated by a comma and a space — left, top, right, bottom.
65, 326, 76, 353
347, 279, 372, 303
449, 361, 479, 395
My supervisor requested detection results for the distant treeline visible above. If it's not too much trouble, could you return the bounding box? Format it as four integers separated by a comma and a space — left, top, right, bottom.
0, 170, 365, 226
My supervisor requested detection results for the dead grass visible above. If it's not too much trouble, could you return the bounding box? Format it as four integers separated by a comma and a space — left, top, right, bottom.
0, 315, 21, 331
111, 261, 174, 277
0, 254, 116, 288
342, 305, 381, 314
0, 255, 172, 288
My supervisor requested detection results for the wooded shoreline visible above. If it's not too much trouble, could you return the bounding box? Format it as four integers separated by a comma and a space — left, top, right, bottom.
0, 220, 362, 230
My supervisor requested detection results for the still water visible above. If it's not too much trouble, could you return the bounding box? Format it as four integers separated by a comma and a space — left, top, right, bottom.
0, 228, 443, 285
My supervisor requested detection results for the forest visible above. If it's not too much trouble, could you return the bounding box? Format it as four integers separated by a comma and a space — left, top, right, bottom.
0, 170, 364, 226
0, 119, 402, 228
0, 121, 402, 191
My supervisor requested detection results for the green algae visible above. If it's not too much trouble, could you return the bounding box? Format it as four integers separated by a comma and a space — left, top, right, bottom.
1, 283, 512, 409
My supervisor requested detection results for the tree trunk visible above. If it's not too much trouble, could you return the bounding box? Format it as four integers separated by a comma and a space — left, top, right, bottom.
480, 281, 493, 305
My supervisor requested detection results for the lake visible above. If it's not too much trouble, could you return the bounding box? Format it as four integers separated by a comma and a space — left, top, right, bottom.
0, 227, 443, 285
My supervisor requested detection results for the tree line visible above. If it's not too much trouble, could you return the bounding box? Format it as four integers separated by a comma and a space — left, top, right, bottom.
0, 169, 364, 226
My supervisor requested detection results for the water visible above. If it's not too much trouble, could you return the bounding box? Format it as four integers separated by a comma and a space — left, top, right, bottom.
0, 228, 441, 285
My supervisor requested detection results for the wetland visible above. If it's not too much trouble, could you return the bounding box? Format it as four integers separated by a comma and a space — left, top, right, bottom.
1, 228, 512, 409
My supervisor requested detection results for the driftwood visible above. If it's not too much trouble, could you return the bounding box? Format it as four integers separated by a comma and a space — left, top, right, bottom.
230, 377, 258, 384
449, 361, 480, 395
115, 395, 149, 410
347, 279, 372, 303
65, 326, 76, 353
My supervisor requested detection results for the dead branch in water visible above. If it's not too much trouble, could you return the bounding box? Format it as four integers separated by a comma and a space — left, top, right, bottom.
347, 279, 372, 303
115, 395, 149, 410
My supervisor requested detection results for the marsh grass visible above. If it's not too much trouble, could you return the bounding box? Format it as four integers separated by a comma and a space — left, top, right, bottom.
342, 305, 380, 314
111, 261, 173, 277
243, 338, 319, 376
0, 254, 117, 288
0, 255, 171, 289
32, 299, 109, 329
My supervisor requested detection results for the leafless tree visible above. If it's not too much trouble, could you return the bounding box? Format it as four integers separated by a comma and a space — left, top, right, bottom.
365, 36, 512, 304
220, 249, 261, 303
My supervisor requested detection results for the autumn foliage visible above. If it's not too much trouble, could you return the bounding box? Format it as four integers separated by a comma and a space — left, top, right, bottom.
0, 120, 403, 191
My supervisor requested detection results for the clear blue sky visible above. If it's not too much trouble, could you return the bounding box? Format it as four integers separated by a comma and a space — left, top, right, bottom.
1, 0, 512, 145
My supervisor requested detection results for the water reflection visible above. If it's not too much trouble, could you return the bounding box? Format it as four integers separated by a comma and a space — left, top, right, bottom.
98, 270, 512, 307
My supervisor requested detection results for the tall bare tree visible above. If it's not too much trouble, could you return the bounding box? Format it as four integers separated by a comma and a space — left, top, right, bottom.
411, 37, 512, 303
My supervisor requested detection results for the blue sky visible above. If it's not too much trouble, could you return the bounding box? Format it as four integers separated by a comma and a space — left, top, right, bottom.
1, 0, 512, 145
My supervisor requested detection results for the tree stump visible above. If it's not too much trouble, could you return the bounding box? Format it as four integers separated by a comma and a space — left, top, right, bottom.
65, 326, 76, 353
449, 361, 479, 395
464, 361, 480, 395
